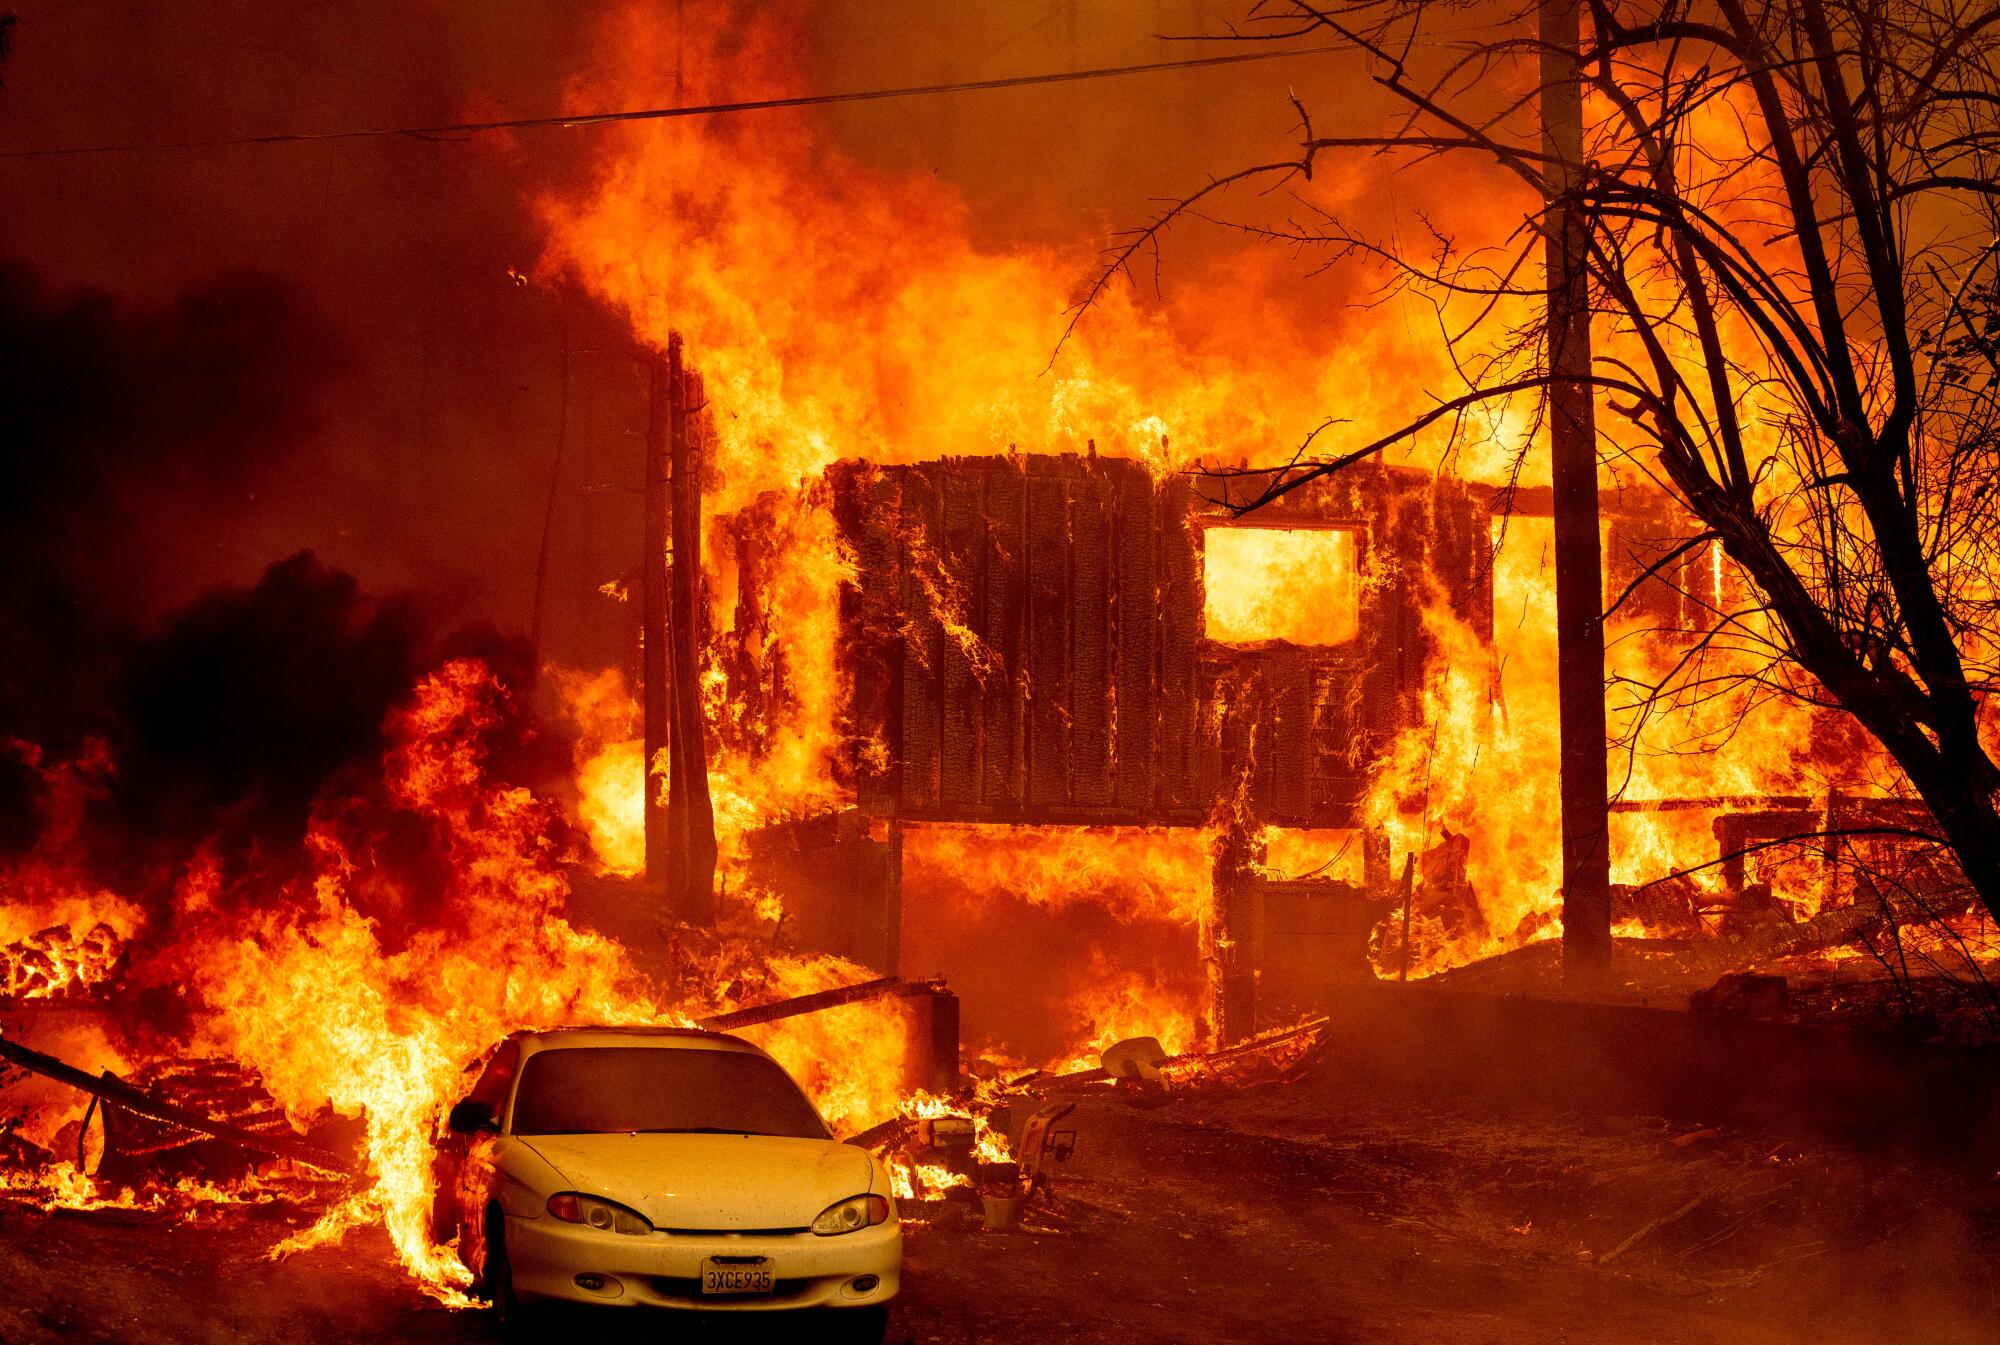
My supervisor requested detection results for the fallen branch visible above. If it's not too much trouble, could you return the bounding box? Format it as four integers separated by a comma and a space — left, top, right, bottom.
1690, 904, 1886, 971
1600, 1186, 1722, 1265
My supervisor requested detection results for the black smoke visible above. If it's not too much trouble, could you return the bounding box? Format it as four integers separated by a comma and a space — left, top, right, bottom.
0, 263, 566, 917
0, 260, 350, 761
114, 551, 428, 851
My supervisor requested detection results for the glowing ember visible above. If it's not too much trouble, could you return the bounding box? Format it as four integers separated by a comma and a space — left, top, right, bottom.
0, 1161, 291, 1221
1, 922, 126, 1000
1, 740, 147, 1000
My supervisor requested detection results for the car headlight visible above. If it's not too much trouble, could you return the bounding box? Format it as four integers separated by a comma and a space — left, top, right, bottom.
812, 1194, 892, 1236
546, 1192, 652, 1235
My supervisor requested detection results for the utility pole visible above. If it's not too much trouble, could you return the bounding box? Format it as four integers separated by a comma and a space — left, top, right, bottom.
641, 353, 672, 900
665, 332, 718, 927
1541, 0, 1613, 982
528, 295, 571, 659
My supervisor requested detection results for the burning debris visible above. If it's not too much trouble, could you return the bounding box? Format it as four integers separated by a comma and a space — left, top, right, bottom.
0, 1035, 357, 1181
1, 658, 935, 1295
0, 922, 126, 1002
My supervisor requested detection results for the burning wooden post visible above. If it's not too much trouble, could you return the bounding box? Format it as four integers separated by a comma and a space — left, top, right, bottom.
1211, 811, 1262, 1045
910, 981, 960, 1093
665, 333, 718, 927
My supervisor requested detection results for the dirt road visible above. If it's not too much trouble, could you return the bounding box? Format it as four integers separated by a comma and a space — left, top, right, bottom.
3, 1074, 1994, 1345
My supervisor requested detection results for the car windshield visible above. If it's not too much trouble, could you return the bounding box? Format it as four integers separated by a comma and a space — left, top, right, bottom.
509, 1045, 831, 1139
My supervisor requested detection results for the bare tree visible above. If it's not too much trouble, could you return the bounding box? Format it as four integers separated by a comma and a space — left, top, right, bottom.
1081, 0, 2000, 925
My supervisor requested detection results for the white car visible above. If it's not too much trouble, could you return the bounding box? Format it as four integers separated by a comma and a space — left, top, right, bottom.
434, 1026, 900, 1341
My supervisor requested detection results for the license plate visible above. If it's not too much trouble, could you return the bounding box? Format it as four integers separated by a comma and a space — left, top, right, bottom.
700, 1258, 774, 1296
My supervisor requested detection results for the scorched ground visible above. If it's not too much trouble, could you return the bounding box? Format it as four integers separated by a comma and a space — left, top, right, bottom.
4, 1059, 1996, 1345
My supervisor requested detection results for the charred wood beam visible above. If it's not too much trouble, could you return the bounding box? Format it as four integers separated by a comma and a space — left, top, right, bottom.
845, 1114, 911, 1151
850, 1019, 1328, 1149
0, 1034, 358, 1178
1610, 796, 1813, 812
696, 975, 945, 1032
1024, 1014, 1333, 1093
1687, 904, 1885, 969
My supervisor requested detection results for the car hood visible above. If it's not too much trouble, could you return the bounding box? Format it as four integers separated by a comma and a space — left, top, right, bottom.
514, 1133, 876, 1231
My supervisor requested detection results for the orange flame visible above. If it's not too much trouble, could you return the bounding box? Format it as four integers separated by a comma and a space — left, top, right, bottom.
73, 659, 918, 1301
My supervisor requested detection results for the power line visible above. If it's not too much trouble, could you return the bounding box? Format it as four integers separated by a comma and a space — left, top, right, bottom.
0, 43, 1341, 162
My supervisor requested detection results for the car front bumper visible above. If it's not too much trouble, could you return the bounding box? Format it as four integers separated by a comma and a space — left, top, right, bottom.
503, 1214, 902, 1311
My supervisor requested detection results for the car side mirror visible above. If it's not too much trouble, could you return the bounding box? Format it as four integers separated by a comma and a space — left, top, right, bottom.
447, 1100, 500, 1134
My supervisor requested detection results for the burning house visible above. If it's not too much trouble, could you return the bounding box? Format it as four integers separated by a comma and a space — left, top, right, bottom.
721, 444, 1972, 1054
740, 454, 1492, 1044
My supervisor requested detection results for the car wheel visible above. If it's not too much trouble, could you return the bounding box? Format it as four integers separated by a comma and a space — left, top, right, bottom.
485, 1211, 541, 1344
829, 1306, 890, 1345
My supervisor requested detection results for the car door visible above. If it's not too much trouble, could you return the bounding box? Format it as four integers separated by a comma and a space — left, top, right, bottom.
431, 1039, 519, 1246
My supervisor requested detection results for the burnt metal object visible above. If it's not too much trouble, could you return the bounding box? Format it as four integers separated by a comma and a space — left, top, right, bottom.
922, 1114, 977, 1177
1017, 1100, 1076, 1197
